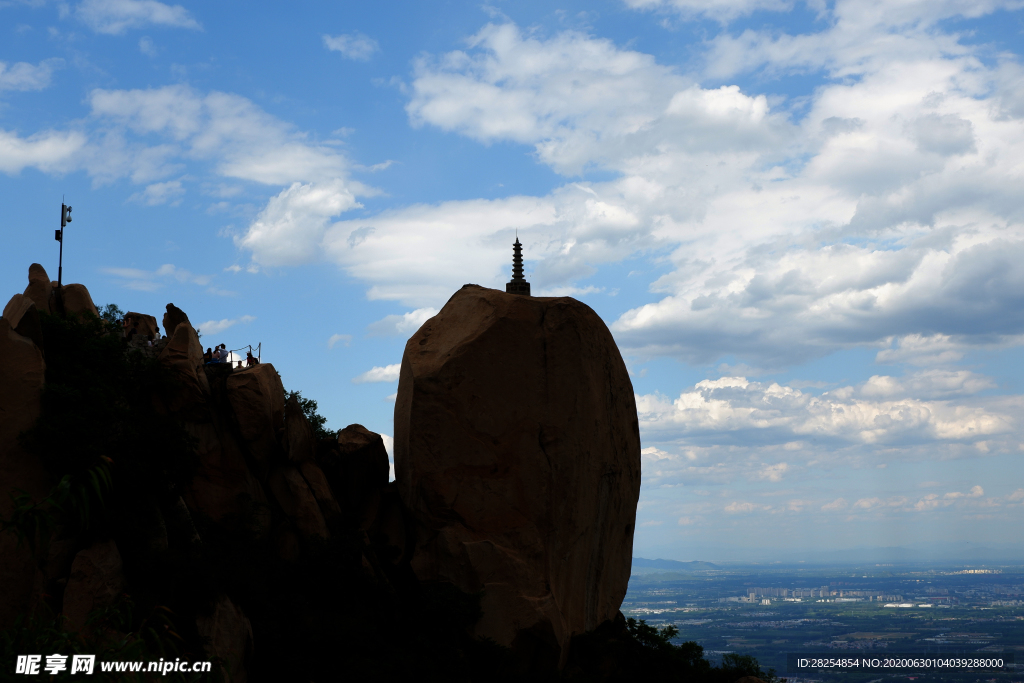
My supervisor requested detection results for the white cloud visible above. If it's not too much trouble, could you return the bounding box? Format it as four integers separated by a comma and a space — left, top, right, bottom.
352, 363, 401, 383
0, 128, 86, 174
127, 179, 184, 205
821, 497, 847, 511
194, 314, 256, 336
406, 22, 701, 175
89, 85, 357, 185
0, 58, 62, 92
281, 17, 1024, 371
138, 36, 157, 56
236, 180, 360, 266
859, 370, 996, 399
322, 186, 659, 307
323, 32, 379, 61
757, 462, 789, 482
366, 307, 438, 336
327, 333, 352, 349
624, 0, 795, 23
102, 263, 215, 291
636, 376, 1018, 447
77, 0, 201, 34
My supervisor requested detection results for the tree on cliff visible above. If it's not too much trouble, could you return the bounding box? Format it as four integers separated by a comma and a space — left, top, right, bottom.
285, 389, 333, 440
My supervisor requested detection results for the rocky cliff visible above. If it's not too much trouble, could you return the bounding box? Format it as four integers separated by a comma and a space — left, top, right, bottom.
0, 267, 643, 681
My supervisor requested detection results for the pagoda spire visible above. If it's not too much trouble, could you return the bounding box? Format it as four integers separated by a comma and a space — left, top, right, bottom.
505, 235, 531, 296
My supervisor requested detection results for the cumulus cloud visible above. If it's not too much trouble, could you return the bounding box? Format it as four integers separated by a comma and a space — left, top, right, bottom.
327, 333, 352, 349
322, 186, 662, 307
0, 128, 86, 174
127, 179, 185, 205
299, 17, 1024, 371
0, 58, 62, 92
236, 180, 360, 266
323, 32, 379, 61
821, 497, 847, 511
102, 263, 217, 292
89, 85, 357, 185
366, 307, 438, 336
352, 363, 401, 383
195, 315, 256, 335
77, 0, 201, 34
406, 23, 787, 175
637, 376, 1017, 447
624, 0, 794, 23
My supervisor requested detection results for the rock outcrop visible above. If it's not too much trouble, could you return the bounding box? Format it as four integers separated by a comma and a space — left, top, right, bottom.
317, 424, 390, 526
23, 263, 52, 314
394, 285, 641, 668
125, 311, 159, 339
0, 312, 49, 629
226, 364, 285, 479
163, 303, 190, 338
61, 283, 98, 318
196, 594, 253, 683
2, 293, 43, 348
158, 318, 209, 411
62, 540, 127, 633
284, 394, 315, 463
1, 264, 650, 680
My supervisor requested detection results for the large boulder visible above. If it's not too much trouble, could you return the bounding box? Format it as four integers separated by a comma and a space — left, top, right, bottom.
23, 263, 52, 314
61, 283, 98, 318
62, 539, 127, 633
2, 293, 43, 348
283, 394, 315, 463
125, 311, 159, 340
267, 466, 329, 539
297, 460, 343, 526
157, 317, 209, 412
196, 594, 252, 683
317, 424, 389, 524
182, 420, 269, 533
163, 303, 190, 338
0, 316, 50, 629
394, 285, 641, 668
225, 364, 285, 478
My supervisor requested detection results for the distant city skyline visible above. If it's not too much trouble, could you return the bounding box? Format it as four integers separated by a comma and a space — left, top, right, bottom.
1, 0, 1022, 560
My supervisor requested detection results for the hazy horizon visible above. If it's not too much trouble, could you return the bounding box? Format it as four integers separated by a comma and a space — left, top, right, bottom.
2, 0, 1022, 561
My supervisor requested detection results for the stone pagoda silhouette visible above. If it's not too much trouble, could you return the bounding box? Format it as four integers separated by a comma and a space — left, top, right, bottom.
505, 236, 531, 296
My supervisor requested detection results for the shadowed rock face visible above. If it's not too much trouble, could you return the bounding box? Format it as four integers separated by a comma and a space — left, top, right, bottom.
0, 316, 49, 629
62, 540, 126, 633
317, 424, 390, 526
61, 284, 98, 318
24, 264, 52, 314
394, 285, 641, 669
163, 303, 190, 339
226, 364, 285, 480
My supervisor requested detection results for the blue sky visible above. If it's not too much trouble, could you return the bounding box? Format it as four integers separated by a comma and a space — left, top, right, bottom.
2, 0, 1023, 562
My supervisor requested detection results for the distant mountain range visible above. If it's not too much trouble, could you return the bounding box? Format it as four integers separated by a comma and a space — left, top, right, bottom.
631, 557, 721, 574
631, 541, 1023, 568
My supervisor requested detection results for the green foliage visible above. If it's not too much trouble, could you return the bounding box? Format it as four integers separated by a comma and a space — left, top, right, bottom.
0, 597, 218, 682
2, 310, 205, 679
567, 617, 780, 683
0, 463, 111, 554
19, 310, 197, 521
97, 303, 125, 325
284, 389, 334, 440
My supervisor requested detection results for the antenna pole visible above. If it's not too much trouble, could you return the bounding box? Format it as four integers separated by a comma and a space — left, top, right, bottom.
57, 199, 73, 289
58, 200, 64, 288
